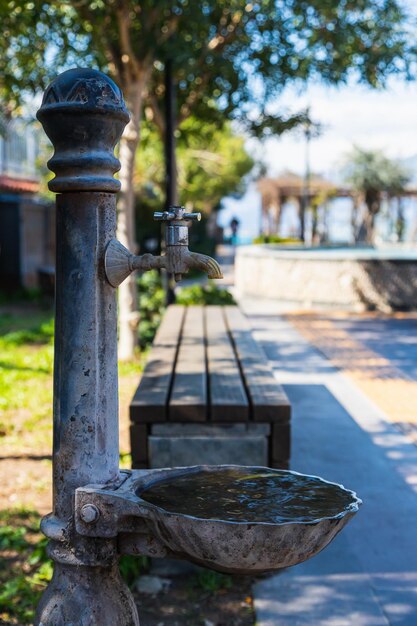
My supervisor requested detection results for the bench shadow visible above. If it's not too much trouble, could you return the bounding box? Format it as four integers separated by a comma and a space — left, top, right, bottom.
0, 360, 51, 375
255, 382, 417, 625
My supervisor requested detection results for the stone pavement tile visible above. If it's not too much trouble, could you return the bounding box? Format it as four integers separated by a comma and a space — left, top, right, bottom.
285, 313, 417, 443
371, 574, 417, 626
253, 381, 417, 624
242, 310, 417, 625
254, 572, 389, 626
245, 313, 337, 378
286, 383, 417, 576
332, 317, 417, 381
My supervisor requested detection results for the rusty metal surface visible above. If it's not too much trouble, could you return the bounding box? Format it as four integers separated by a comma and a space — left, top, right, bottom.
36, 562, 139, 626
52, 192, 120, 520
35, 68, 138, 626
36, 68, 129, 193
104, 205, 223, 286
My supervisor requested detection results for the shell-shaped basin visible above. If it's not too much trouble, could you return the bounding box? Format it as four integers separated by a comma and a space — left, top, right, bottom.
133, 465, 361, 574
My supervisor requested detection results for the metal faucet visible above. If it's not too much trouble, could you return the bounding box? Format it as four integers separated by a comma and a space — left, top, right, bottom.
105, 205, 223, 287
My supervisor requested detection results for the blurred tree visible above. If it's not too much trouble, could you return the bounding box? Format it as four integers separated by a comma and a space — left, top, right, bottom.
1, 0, 415, 356
178, 117, 253, 212
135, 117, 253, 210
134, 116, 253, 250
342, 147, 410, 243
310, 187, 336, 244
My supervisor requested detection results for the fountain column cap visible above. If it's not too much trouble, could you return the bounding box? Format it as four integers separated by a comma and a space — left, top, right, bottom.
36, 68, 130, 193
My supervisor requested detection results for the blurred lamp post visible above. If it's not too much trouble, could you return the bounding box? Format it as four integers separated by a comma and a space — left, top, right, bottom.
300, 107, 322, 243
164, 58, 177, 304
165, 58, 178, 209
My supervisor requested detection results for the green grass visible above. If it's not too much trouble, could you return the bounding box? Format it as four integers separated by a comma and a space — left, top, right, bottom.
0, 312, 54, 447
0, 508, 147, 624
0, 313, 55, 623
0, 307, 147, 623
0, 508, 50, 625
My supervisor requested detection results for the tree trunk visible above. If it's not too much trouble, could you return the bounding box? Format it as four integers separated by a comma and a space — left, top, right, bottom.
273, 200, 282, 236
364, 191, 380, 244
396, 197, 405, 242
364, 210, 376, 244
297, 198, 305, 242
351, 196, 359, 242
356, 192, 380, 244
117, 79, 147, 361
164, 59, 178, 306
311, 206, 319, 244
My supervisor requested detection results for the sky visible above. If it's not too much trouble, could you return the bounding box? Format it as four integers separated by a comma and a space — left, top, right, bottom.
220, 77, 417, 241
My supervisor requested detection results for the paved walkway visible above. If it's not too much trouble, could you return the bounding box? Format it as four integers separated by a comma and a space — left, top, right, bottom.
286, 312, 417, 445
239, 299, 417, 626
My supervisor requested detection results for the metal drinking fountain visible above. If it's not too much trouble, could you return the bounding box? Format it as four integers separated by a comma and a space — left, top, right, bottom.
35, 68, 361, 625
105, 206, 223, 286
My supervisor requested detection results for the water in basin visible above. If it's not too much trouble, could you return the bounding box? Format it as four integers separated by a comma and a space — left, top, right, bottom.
139, 468, 356, 523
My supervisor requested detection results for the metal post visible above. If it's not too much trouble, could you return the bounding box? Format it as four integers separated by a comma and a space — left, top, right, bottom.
301, 109, 311, 244
35, 68, 139, 625
164, 58, 178, 209
164, 58, 177, 305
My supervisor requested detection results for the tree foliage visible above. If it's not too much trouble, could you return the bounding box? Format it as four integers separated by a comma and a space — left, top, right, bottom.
135, 116, 254, 212
148, 0, 417, 136
343, 147, 410, 197
1, 0, 416, 128
2, 0, 416, 356
0, 1, 94, 114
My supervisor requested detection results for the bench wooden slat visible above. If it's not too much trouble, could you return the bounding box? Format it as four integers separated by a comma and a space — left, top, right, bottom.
206, 306, 249, 422
130, 305, 185, 423
169, 306, 207, 421
224, 306, 290, 423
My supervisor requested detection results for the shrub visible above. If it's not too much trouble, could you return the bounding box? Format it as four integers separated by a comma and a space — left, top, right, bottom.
0, 509, 148, 624
190, 568, 233, 593
176, 283, 235, 306
253, 235, 301, 244
137, 270, 166, 349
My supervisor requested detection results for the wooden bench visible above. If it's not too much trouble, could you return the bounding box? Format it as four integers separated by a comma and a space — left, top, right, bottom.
130, 305, 291, 469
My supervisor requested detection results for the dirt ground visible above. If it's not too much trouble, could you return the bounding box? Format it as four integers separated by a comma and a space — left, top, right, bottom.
0, 369, 137, 516
134, 573, 256, 626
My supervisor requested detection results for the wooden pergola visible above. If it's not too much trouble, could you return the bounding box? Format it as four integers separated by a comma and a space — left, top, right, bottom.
257, 172, 352, 238
257, 172, 417, 240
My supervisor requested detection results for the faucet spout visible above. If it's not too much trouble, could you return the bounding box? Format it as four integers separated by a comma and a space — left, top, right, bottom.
185, 251, 223, 280
104, 239, 166, 288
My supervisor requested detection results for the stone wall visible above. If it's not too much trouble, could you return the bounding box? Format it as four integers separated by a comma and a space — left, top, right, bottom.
235, 245, 417, 311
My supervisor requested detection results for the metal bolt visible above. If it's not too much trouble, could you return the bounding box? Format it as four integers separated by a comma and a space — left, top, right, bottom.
80, 504, 100, 524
